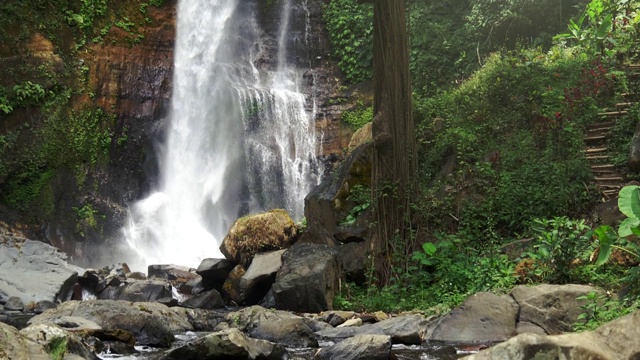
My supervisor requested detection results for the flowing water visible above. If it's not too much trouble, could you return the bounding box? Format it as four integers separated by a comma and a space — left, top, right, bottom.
122, 0, 320, 270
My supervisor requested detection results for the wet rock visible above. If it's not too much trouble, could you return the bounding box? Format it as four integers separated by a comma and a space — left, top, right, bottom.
126, 272, 147, 280
147, 264, 197, 291
304, 142, 372, 244
315, 334, 391, 360
50, 316, 102, 331
20, 323, 100, 360
238, 249, 286, 304
337, 241, 368, 285
430, 292, 518, 342
28, 300, 192, 347
0, 237, 78, 305
220, 209, 298, 268
226, 306, 321, 347
258, 289, 276, 309
272, 243, 341, 312
0, 322, 49, 360
196, 258, 235, 290
4, 296, 25, 312
316, 313, 427, 345
157, 328, 285, 360
157, 297, 179, 307
221, 264, 246, 304
180, 289, 224, 310
98, 280, 172, 302
465, 310, 640, 360
33, 301, 56, 314
511, 284, 601, 335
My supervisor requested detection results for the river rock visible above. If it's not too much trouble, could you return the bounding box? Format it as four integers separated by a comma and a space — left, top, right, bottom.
180, 289, 225, 310
220, 209, 298, 267
147, 264, 197, 287
315, 334, 391, 360
226, 305, 320, 347
464, 309, 640, 360
0, 321, 49, 360
272, 243, 341, 312
430, 292, 518, 342
0, 237, 78, 305
196, 258, 235, 289
28, 300, 192, 347
157, 328, 285, 360
304, 142, 372, 244
4, 296, 25, 312
238, 249, 286, 304
98, 280, 172, 302
316, 313, 428, 345
511, 284, 601, 335
20, 323, 100, 360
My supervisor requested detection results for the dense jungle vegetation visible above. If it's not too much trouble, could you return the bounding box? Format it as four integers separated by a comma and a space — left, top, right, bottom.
327, 0, 640, 330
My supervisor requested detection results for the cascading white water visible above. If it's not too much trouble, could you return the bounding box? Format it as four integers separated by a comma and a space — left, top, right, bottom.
123, 0, 320, 270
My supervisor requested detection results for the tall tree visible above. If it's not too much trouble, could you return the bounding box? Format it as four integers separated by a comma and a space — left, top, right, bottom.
361, 0, 417, 285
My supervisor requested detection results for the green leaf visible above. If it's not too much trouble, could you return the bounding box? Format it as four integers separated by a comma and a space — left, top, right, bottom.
422, 242, 437, 256
618, 186, 640, 218
618, 217, 640, 237
593, 225, 616, 266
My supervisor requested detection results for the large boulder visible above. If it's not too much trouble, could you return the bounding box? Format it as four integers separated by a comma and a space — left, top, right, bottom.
464, 310, 640, 360
0, 237, 78, 305
272, 243, 341, 312
147, 264, 198, 290
180, 289, 225, 310
511, 284, 601, 335
430, 292, 518, 342
195, 258, 235, 289
98, 280, 172, 302
316, 313, 428, 345
315, 334, 391, 360
28, 300, 192, 347
220, 209, 297, 267
225, 306, 321, 347
157, 328, 285, 360
20, 323, 100, 360
304, 142, 372, 244
0, 322, 49, 360
238, 249, 286, 305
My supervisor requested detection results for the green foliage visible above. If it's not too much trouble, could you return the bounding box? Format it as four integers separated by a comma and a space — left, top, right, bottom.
13, 81, 45, 105
48, 337, 68, 360
323, 0, 373, 83
341, 103, 372, 130
574, 291, 639, 331
416, 48, 603, 236
0, 96, 13, 115
340, 184, 370, 225
524, 217, 592, 283
608, 103, 640, 170
3, 167, 54, 211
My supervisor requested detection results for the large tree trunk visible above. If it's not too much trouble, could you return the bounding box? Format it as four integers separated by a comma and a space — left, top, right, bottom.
365, 0, 417, 285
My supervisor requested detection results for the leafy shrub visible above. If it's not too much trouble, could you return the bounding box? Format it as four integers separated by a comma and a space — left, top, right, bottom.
323, 0, 373, 83
342, 103, 372, 130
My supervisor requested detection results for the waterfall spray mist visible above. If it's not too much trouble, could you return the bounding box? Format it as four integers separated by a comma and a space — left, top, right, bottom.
123, 0, 320, 271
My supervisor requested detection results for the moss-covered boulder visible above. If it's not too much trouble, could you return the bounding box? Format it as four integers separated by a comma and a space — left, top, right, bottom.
220, 209, 297, 267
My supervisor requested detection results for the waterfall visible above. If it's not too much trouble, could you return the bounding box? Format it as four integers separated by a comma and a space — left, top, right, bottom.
122, 0, 319, 270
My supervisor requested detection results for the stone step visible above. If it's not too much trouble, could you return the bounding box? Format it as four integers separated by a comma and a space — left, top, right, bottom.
615, 102, 635, 109
594, 176, 624, 182
585, 135, 607, 143
583, 147, 607, 154
591, 164, 615, 170
586, 154, 609, 160
603, 189, 620, 196
587, 121, 615, 131
597, 183, 623, 189
598, 110, 629, 117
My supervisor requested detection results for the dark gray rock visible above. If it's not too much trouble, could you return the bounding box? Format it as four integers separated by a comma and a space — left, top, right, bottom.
258, 289, 276, 309
464, 310, 640, 360
238, 249, 286, 304
430, 292, 518, 342
316, 314, 427, 345
157, 328, 285, 360
0, 238, 78, 305
180, 289, 225, 310
148, 264, 196, 281
4, 296, 25, 312
511, 284, 601, 335
315, 334, 391, 360
196, 258, 235, 288
28, 300, 192, 347
34, 300, 56, 314
337, 241, 368, 285
226, 306, 322, 347
98, 280, 172, 302
157, 297, 179, 307
221, 264, 246, 304
272, 243, 341, 312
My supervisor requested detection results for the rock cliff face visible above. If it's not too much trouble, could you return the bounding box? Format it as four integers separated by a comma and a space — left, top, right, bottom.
0, 0, 352, 266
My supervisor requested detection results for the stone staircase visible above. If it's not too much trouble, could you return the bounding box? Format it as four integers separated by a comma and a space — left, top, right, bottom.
585, 64, 640, 201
